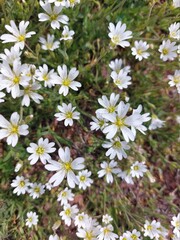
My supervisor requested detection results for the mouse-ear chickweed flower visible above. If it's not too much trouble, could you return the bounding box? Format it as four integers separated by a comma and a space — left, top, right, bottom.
27, 137, 56, 165
169, 22, 180, 39
131, 40, 150, 61
110, 69, 132, 90
39, 34, 60, 51
26, 211, 38, 228
0, 20, 35, 49
159, 40, 178, 61
57, 187, 75, 205
149, 114, 165, 130
60, 26, 75, 41
28, 182, 45, 199
59, 203, 79, 226
77, 169, 93, 190
45, 147, 85, 188
130, 161, 147, 178
0, 112, 29, 147
11, 176, 30, 195
108, 21, 132, 48
168, 70, 180, 94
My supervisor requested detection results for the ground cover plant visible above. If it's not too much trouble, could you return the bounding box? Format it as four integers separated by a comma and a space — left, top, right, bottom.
0, 0, 179, 239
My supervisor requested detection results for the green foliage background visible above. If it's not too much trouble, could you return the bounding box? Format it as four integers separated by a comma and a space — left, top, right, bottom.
0, 0, 179, 239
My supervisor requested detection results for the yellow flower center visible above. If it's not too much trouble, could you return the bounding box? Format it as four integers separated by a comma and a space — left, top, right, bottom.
36, 146, 45, 155
34, 187, 40, 193
78, 215, 84, 221
113, 141, 121, 148
43, 74, 48, 81
80, 175, 86, 182
62, 191, 67, 197
147, 225, 152, 230
137, 49, 142, 55
99, 120, 105, 128
19, 181, 25, 187
50, 14, 57, 21
69, 0, 75, 4
13, 76, 20, 84
46, 43, 53, 49
11, 125, 19, 134
24, 87, 30, 94
85, 231, 93, 240
18, 35, 25, 42
133, 165, 139, 171
122, 238, 127, 240
64, 162, 72, 171
65, 208, 71, 216
107, 106, 115, 113
174, 76, 180, 84
112, 35, 120, 45
62, 78, 71, 87
66, 112, 73, 119
28, 217, 33, 222
170, 31, 176, 37
103, 228, 110, 234
106, 167, 112, 173
115, 117, 125, 128
131, 234, 138, 240
175, 221, 180, 228
114, 79, 121, 85
162, 48, 169, 55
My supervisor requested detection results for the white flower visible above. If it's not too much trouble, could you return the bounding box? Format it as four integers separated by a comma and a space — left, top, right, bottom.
25, 211, 38, 228
98, 224, 118, 240
48, 0, 67, 7
57, 187, 74, 205
77, 169, 93, 190
0, 45, 22, 65
103, 101, 136, 142
130, 161, 147, 178
171, 213, 180, 238
66, 0, 80, 8
0, 92, 5, 103
76, 218, 100, 240
168, 70, 180, 94
45, 147, 85, 187
143, 220, 161, 239
149, 115, 165, 130
75, 212, 89, 228
38, 1, 69, 30
54, 103, 80, 126
96, 93, 120, 118
0, 112, 29, 147
28, 182, 45, 199
59, 203, 79, 226
129, 229, 141, 240
0, 60, 30, 98
20, 82, 43, 107
0, 20, 35, 49
131, 40, 150, 61
118, 170, 134, 184
119, 231, 131, 240
110, 69, 132, 90
49, 234, 60, 240
45, 182, 54, 190
14, 162, 23, 172
27, 138, 56, 165
155, 226, 168, 240
102, 137, 130, 160
98, 160, 121, 184
102, 214, 113, 225
173, 0, 180, 8
39, 34, 60, 51
169, 22, 180, 39
159, 40, 178, 61
35, 64, 60, 88
60, 26, 75, 41
11, 176, 29, 195
109, 58, 130, 74
57, 64, 81, 96
90, 115, 108, 131
108, 21, 132, 48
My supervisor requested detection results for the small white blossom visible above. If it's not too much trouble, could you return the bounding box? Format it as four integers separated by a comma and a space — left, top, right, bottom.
98, 224, 118, 240
118, 170, 134, 184
173, 0, 180, 8
48, 0, 67, 7
66, 0, 80, 8
60, 26, 75, 41
159, 40, 178, 61
130, 161, 147, 178
77, 169, 93, 190
0, 45, 22, 65
0, 20, 35, 49
49, 234, 60, 240
110, 69, 132, 90
102, 214, 113, 225
149, 115, 165, 130
38, 1, 69, 30
59, 203, 79, 226
75, 212, 89, 228
54, 103, 80, 126
57, 187, 74, 205
11, 176, 29, 195
109, 58, 130, 74
28, 182, 45, 199
39, 34, 60, 51
131, 40, 150, 61
0, 112, 29, 147
27, 137, 56, 165
168, 70, 180, 94
171, 213, 180, 238
90, 115, 108, 131
108, 21, 132, 48
57, 64, 81, 96
25, 211, 38, 228
98, 160, 121, 184
45, 147, 85, 188
143, 220, 161, 239
129, 229, 141, 240
169, 22, 180, 39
